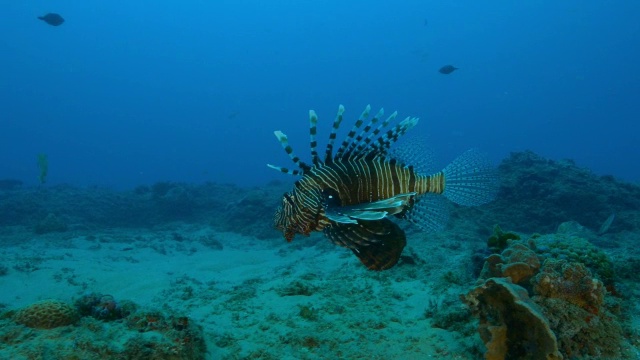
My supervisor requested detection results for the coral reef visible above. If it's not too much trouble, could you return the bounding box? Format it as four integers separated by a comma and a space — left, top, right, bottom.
477, 151, 640, 234
532, 259, 604, 312
0, 180, 282, 239
462, 277, 562, 360
467, 233, 631, 359
1, 151, 638, 240
532, 227, 616, 285
2, 298, 206, 359
74, 293, 136, 321
487, 224, 521, 253
13, 300, 79, 329
479, 241, 540, 285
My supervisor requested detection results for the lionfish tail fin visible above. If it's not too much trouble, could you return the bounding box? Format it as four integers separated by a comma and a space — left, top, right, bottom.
442, 149, 499, 206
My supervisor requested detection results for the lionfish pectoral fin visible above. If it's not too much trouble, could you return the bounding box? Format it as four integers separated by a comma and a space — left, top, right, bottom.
357, 192, 416, 212
325, 210, 359, 224
351, 234, 406, 271
333, 192, 416, 219
403, 193, 451, 233
323, 219, 406, 271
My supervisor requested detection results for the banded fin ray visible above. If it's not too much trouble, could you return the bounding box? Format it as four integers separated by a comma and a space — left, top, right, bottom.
351, 110, 397, 159
323, 219, 406, 271
323, 105, 345, 163
335, 105, 371, 160
267, 130, 310, 175
369, 116, 419, 159
309, 110, 320, 166
344, 107, 383, 159
269, 105, 416, 175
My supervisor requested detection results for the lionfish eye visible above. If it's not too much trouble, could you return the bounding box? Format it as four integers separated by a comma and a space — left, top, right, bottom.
322, 188, 341, 208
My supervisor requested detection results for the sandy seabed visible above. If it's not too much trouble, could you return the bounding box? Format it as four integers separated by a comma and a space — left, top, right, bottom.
0, 223, 486, 359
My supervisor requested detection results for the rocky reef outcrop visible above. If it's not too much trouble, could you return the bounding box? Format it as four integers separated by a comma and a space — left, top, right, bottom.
466, 228, 630, 359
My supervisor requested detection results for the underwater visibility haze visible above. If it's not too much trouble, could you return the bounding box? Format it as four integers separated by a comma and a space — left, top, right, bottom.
1, 1, 640, 359
1, 1, 639, 187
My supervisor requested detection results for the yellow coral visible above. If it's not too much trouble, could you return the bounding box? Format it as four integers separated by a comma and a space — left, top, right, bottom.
13, 300, 79, 329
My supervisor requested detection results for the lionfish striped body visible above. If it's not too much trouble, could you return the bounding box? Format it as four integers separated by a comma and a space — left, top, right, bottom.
269, 105, 497, 270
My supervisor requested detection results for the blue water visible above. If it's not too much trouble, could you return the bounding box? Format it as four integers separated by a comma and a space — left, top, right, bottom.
2, 1, 639, 188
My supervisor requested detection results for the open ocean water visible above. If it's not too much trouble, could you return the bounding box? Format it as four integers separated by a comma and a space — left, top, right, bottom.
1, 1, 639, 359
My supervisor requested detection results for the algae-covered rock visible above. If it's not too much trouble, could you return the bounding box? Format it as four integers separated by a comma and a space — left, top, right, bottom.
478, 240, 539, 285
487, 224, 520, 252
469, 228, 631, 359
534, 297, 625, 359
532, 229, 616, 285
3, 299, 206, 359
532, 259, 605, 312
462, 277, 562, 360
13, 300, 79, 329
74, 293, 136, 321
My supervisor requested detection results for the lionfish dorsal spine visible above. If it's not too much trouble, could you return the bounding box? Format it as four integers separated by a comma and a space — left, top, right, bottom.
344, 107, 383, 159
266, 164, 301, 176
323, 105, 345, 164
370, 116, 419, 158
350, 108, 395, 159
309, 110, 320, 166
335, 105, 371, 160
271, 130, 311, 174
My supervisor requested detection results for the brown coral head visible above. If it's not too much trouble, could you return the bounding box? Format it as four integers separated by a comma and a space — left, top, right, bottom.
13, 300, 79, 329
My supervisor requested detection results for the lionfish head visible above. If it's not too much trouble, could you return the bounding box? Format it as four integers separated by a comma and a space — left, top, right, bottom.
274, 191, 299, 242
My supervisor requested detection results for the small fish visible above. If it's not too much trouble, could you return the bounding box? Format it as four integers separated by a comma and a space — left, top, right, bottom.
597, 213, 615, 235
268, 105, 498, 270
439, 65, 458, 74
38, 13, 65, 26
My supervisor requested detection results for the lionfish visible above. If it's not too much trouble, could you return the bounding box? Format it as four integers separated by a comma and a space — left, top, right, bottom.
268, 105, 498, 270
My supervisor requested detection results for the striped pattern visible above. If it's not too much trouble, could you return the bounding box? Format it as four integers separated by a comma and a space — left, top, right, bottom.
305, 159, 445, 206
275, 158, 446, 239
270, 104, 498, 271
270, 105, 430, 242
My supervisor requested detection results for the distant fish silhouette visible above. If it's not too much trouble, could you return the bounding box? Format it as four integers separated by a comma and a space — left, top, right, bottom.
439, 65, 458, 74
38, 13, 65, 26
597, 213, 615, 235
